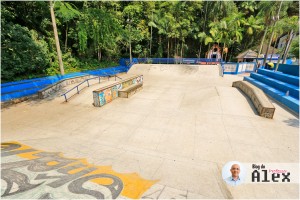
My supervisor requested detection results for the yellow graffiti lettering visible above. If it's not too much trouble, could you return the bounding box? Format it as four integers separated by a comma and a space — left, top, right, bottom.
85, 166, 158, 199
2, 141, 157, 199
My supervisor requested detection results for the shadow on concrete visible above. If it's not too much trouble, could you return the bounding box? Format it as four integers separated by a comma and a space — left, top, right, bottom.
283, 118, 299, 128
1, 89, 67, 110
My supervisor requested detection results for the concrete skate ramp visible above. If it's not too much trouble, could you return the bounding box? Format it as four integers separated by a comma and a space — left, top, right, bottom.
126, 64, 257, 117
2, 63, 299, 199
128, 64, 220, 79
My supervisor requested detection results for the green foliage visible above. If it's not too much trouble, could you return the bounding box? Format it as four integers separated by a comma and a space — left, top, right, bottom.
1, 1, 299, 82
55, 2, 80, 23
289, 36, 299, 59
1, 22, 50, 82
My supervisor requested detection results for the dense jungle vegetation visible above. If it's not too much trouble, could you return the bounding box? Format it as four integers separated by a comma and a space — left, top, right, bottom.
1, 1, 299, 82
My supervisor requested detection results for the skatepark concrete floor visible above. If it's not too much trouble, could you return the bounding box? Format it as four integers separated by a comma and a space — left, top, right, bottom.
1, 64, 299, 199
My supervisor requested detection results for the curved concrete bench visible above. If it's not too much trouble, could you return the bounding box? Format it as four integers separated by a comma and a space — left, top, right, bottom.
232, 81, 275, 119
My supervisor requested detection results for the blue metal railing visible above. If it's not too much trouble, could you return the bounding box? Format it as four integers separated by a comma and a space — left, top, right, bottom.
121, 58, 222, 65
61, 74, 122, 102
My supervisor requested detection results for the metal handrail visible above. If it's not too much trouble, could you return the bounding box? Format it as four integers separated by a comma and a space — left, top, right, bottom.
61, 73, 122, 102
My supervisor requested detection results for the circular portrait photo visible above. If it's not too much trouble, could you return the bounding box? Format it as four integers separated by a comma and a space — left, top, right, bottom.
222, 161, 246, 186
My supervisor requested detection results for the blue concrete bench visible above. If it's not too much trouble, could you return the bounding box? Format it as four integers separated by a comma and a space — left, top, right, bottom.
257, 69, 299, 86
244, 76, 299, 114
250, 73, 299, 99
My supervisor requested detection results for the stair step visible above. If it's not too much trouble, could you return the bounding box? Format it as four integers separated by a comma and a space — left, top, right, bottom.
257, 69, 299, 86
244, 77, 299, 114
250, 73, 299, 99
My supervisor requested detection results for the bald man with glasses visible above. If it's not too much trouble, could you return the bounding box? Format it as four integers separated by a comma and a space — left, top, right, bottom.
224, 164, 242, 186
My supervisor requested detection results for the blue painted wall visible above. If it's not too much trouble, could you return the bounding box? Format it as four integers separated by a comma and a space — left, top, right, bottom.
1, 66, 128, 102
277, 64, 299, 77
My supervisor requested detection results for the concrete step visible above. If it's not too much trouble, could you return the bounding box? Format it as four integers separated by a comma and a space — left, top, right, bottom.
118, 83, 143, 98
244, 76, 299, 114
257, 69, 299, 86
232, 80, 275, 119
250, 73, 299, 99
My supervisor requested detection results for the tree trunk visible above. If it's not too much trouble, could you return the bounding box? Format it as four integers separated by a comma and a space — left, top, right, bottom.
263, 1, 283, 66
167, 37, 170, 58
176, 40, 179, 56
275, 55, 281, 71
222, 43, 225, 60
276, 31, 290, 70
263, 28, 275, 67
256, 27, 268, 64
199, 43, 202, 58
174, 38, 178, 56
129, 40, 132, 63
170, 38, 173, 57
65, 24, 68, 52
282, 29, 294, 64
150, 13, 153, 57
180, 40, 183, 58
269, 36, 278, 62
150, 26, 152, 57
207, 43, 211, 58
98, 48, 102, 62
50, 0, 64, 75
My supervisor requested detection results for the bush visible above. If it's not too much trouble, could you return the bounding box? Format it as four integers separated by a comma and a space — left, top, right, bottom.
1, 23, 50, 82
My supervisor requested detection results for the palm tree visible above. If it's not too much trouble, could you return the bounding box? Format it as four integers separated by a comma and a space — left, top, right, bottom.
50, 0, 64, 75
256, 1, 281, 65
243, 15, 264, 49
262, 1, 283, 67
275, 16, 299, 68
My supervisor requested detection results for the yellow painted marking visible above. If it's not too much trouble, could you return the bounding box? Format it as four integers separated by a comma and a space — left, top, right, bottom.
86, 167, 158, 199
18, 150, 43, 159
68, 167, 86, 174
47, 161, 59, 166
2, 141, 158, 199
92, 177, 114, 185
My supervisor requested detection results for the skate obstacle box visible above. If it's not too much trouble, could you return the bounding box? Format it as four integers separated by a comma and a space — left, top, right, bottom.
232, 81, 275, 119
93, 74, 143, 107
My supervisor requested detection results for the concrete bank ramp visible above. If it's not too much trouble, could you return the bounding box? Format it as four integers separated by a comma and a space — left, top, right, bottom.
126, 64, 260, 117
128, 64, 221, 79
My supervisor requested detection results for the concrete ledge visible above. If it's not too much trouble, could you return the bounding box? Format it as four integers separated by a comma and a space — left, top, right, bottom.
93, 74, 143, 107
38, 75, 91, 99
118, 83, 143, 98
232, 81, 275, 119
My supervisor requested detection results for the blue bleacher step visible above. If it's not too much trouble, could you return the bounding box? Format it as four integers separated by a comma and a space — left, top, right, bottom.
250, 73, 299, 99
257, 69, 299, 86
244, 76, 299, 114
